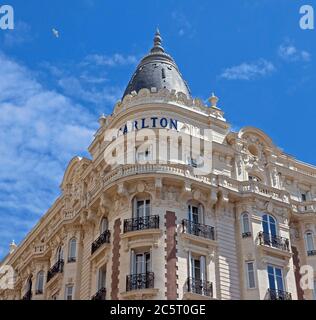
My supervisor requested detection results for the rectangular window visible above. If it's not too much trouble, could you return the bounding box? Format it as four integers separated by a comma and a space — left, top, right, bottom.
246, 262, 256, 289
302, 193, 307, 202
313, 280, 316, 300
189, 254, 206, 281
132, 251, 151, 274
65, 285, 73, 301
267, 265, 284, 294
136, 200, 151, 218
98, 266, 106, 290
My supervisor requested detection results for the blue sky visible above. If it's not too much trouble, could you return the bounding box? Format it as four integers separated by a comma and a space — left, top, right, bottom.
0, 0, 315, 259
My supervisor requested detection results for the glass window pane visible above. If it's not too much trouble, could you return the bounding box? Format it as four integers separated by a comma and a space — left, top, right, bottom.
306, 233, 314, 251
194, 259, 201, 279
243, 214, 250, 233
247, 263, 255, 288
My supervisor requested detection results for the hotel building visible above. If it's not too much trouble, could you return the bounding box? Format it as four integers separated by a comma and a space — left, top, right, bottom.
1, 31, 316, 301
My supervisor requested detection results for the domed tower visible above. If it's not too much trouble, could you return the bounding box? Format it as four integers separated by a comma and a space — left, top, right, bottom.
123, 29, 191, 98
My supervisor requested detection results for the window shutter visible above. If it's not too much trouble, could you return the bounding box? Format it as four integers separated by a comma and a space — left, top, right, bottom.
200, 256, 206, 281
188, 251, 192, 279
199, 204, 204, 224
188, 205, 192, 221
130, 250, 135, 274
132, 197, 137, 219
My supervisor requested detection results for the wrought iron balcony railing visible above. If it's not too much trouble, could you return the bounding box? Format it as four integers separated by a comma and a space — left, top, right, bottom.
124, 215, 159, 233
22, 290, 32, 300
126, 272, 155, 292
35, 289, 43, 295
187, 277, 213, 297
91, 287, 106, 300
182, 219, 215, 240
307, 250, 316, 256
47, 259, 64, 283
242, 231, 252, 238
267, 288, 292, 300
258, 232, 290, 252
91, 230, 111, 254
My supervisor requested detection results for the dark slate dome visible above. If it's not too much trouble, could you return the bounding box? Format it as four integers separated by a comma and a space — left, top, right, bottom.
122, 29, 191, 99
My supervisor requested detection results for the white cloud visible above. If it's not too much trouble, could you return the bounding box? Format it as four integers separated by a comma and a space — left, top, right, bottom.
57, 76, 122, 106
3, 21, 33, 47
278, 43, 311, 62
0, 52, 98, 258
172, 12, 195, 38
220, 59, 275, 80
83, 53, 138, 67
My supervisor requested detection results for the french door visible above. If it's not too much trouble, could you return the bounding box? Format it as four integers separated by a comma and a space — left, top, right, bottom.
267, 265, 285, 299
262, 214, 277, 247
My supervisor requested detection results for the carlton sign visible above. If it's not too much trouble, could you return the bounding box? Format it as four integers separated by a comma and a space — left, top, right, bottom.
118, 117, 179, 135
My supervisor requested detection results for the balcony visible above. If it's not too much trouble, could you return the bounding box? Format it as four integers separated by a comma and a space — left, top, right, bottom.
186, 278, 213, 299
35, 289, 43, 295
258, 232, 290, 252
91, 287, 106, 300
267, 289, 292, 300
91, 230, 111, 255
124, 215, 159, 233
242, 232, 252, 239
182, 220, 215, 241
307, 250, 316, 257
126, 272, 155, 292
47, 259, 64, 283
22, 290, 32, 301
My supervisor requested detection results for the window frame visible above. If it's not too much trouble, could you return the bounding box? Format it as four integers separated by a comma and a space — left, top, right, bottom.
36, 271, 45, 294
241, 212, 251, 236
245, 261, 256, 289
68, 238, 77, 263
305, 231, 315, 252
65, 285, 74, 301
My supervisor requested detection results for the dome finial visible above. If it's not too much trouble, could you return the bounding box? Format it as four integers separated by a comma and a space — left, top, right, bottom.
151, 28, 165, 53
208, 92, 219, 108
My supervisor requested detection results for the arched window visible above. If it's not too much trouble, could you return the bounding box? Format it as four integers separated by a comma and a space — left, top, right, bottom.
36, 271, 45, 295
188, 202, 204, 225
100, 217, 108, 235
241, 213, 251, 238
305, 232, 315, 255
56, 246, 64, 262
68, 238, 77, 263
262, 214, 277, 247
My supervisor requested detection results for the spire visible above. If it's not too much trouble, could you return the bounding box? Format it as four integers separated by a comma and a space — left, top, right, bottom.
151, 28, 165, 53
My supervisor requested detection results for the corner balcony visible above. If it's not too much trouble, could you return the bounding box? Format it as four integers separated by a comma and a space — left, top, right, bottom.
183, 277, 215, 300
123, 215, 160, 233
257, 232, 292, 259
121, 272, 158, 299
47, 259, 64, 283
181, 220, 216, 248
121, 216, 161, 250
91, 230, 111, 255
267, 289, 292, 300
91, 287, 106, 300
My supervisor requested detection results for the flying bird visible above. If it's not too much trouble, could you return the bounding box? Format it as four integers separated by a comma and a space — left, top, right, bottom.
52, 28, 59, 38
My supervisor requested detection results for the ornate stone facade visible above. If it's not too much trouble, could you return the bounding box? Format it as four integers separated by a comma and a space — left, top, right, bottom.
1, 33, 316, 301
